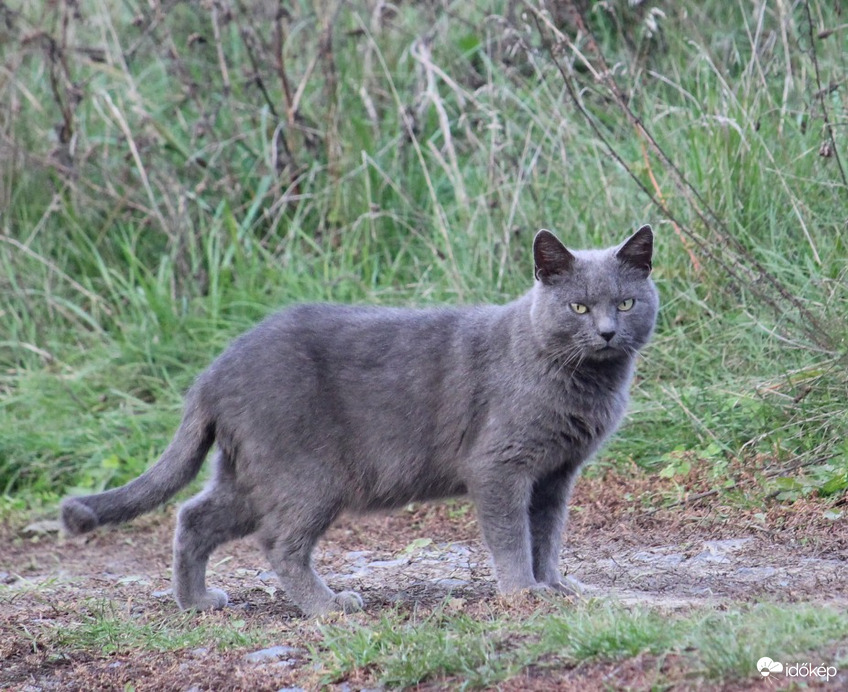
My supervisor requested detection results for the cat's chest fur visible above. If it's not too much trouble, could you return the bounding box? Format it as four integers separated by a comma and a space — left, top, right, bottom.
474, 352, 632, 479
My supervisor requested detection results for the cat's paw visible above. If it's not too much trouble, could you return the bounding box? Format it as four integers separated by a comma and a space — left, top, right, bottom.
183, 588, 229, 611
544, 577, 583, 597
524, 583, 556, 596
496, 583, 554, 608
330, 590, 364, 613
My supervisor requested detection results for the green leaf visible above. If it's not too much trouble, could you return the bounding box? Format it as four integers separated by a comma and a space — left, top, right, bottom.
774, 477, 802, 491
818, 474, 848, 496
400, 537, 433, 556
659, 463, 677, 479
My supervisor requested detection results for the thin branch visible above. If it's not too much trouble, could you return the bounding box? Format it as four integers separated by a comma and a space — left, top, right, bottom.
638, 138, 701, 273
803, 0, 848, 188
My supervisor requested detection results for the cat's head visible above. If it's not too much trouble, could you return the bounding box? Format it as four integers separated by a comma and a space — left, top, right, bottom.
529, 226, 659, 363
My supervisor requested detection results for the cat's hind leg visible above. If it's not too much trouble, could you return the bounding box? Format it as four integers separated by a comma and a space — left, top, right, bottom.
172, 471, 257, 610
257, 504, 362, 617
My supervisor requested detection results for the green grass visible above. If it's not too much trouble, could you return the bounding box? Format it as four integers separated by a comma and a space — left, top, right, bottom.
318, 609, 522, 689
316, 600, 848, 688
44, 601, 274, 655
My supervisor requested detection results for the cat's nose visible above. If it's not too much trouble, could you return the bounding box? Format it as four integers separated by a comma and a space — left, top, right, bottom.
600, 330, 616, 343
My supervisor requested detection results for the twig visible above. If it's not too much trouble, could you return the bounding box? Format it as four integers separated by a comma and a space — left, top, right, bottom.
762, 454, 838, 479
238, 25, 279, 119
638, 139, 701, 273
643, 489, 719, 515
803, 0, 848, 188
273, 6, 296, 126
317, 1, 344, 181
209, 4, 231, 98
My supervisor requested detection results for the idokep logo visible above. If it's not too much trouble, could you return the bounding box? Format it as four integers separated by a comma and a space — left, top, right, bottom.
757, 656, 838, 682
757, 657, 783, 677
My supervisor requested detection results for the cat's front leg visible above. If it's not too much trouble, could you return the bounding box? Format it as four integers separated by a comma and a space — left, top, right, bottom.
528, 466, 580, 594
471, 474, 539, 592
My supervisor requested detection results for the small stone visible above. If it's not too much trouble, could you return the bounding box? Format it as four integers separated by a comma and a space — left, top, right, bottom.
690, 551, 731, 564
116, 575, 150, 585
735, 567, 777, 580
632, 550, 685, 567
367, 558, 406, 569
434, 578, 469, 588
702, 538, 752, 553
21, 520, 61, 536
243, 645, 299, 664
345, 551, 371, 560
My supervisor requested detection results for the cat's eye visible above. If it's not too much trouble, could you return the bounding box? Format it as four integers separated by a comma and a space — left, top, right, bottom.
618, 298, 635, 312
570, 303, 589, 314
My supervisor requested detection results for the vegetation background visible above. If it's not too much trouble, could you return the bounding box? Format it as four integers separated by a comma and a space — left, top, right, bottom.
1, 0, 847, 688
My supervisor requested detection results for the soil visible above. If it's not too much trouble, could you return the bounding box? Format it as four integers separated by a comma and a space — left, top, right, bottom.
1, 463, 846, 691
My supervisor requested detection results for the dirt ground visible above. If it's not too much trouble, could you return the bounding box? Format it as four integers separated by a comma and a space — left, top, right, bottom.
1, 464, 847, 691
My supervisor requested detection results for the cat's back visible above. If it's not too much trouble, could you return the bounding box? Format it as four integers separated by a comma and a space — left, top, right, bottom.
244, 301, 485, 363
197, 301, 501, 405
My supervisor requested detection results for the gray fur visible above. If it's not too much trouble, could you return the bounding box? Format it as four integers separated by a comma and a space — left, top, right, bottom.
61, 226, 658, 617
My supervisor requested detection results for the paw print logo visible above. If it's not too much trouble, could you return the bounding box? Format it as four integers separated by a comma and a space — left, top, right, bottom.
757, 657, 784, 677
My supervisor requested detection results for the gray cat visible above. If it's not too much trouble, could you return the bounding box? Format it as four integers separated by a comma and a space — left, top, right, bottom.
61, 226, 658, 617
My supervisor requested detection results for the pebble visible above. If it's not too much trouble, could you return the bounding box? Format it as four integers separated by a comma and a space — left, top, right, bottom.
735, 566, 778, 580
243, 645, 300, 664
21, 520, 61, 536
433, 578, 469, 588
366, 558, 407, 569
632, 550, 686, 567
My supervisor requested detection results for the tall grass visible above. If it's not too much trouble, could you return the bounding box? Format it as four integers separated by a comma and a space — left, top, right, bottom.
0, 0, 845, 501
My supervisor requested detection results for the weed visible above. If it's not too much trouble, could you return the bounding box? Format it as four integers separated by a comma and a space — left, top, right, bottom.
48, 600, 271, 655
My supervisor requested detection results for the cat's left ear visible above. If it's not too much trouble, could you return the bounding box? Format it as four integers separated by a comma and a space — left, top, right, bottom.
616, 225, 653, 276
533, 230, 575, 284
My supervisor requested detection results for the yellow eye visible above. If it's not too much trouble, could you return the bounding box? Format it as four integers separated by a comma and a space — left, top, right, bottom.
570, 303, 589, 314
618, 298, 635, 312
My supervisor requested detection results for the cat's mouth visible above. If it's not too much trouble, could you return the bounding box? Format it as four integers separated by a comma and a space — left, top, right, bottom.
591, 344, 624, 360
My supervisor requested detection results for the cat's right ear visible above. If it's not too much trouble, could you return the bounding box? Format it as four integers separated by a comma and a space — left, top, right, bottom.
533, 230, 575, 284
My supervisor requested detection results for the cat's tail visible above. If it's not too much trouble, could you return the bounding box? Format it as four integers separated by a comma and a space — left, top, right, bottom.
60, 393, 215, 536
